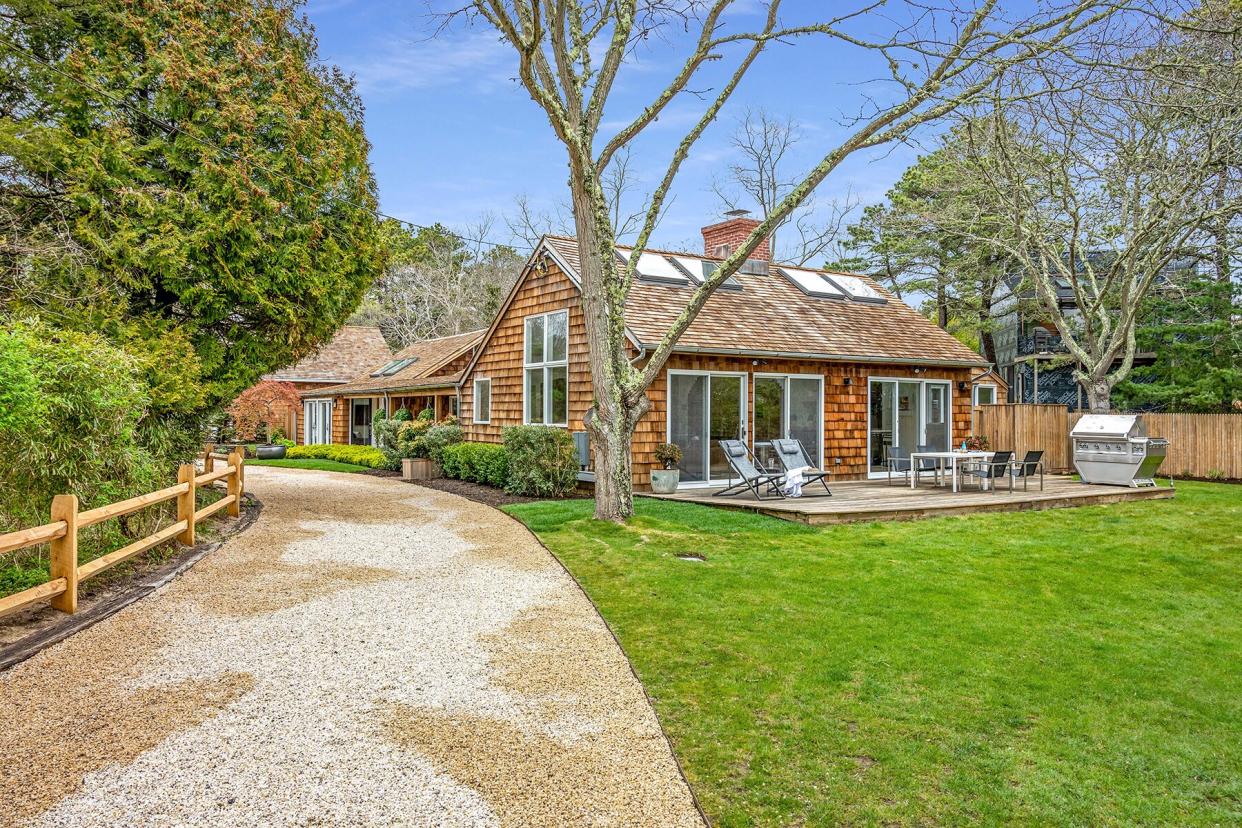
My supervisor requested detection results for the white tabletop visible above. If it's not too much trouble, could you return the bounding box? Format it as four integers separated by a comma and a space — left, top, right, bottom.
908, 450, 990, 459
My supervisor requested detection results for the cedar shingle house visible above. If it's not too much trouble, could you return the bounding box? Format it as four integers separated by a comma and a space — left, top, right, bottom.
258, 325, 392, 443
298, 329, 483, 445
457, 215, 991, 489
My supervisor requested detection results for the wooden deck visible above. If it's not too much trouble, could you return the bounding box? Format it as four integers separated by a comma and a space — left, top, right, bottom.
644, 475, 1174, 525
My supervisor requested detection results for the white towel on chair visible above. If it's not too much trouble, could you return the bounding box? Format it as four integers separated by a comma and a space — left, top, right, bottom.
781, 465, 813, 497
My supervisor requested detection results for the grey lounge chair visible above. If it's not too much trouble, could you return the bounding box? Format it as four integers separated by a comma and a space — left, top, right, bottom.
885, 445, 911, 485
769, 439, 832, 498
714, 440, 786, 500
959, 450, 1014, 492
1009, 450, 1045, 491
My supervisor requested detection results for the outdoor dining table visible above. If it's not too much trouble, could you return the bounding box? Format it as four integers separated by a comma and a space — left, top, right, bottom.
908, 450, 992, 493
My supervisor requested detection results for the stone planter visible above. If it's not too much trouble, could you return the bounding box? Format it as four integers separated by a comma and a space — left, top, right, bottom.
256, 444, 287, 460
650, 468, 680, 494
402, 458, 441, 480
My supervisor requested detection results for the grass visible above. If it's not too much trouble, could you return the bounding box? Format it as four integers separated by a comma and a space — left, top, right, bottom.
247, 458, 372, 473
505, 482, 1242, 827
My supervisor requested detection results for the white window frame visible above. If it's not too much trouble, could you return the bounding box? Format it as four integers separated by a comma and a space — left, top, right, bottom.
973, 383, 998, 406
753, 372, 825, 468
473, 378, 492, 424
523, 310, 569, 427
303, 398, 333, 445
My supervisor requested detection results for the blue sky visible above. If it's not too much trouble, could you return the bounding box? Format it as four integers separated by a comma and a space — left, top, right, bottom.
304, 0, 935, 256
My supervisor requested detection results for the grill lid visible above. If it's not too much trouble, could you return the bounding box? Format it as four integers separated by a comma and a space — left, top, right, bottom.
1071, 414, 1147, 440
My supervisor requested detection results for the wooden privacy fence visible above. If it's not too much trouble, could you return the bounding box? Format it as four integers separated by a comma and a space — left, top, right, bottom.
0, 451, 245, 620
973, 405, 1242, 479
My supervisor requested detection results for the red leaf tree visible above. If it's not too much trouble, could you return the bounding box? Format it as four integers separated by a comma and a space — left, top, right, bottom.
227, 381, 303, 442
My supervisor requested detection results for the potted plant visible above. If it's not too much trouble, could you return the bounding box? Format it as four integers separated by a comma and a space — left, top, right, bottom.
964, 435, 991, 452
227, 380, 303, 459
651, 443, 682, 493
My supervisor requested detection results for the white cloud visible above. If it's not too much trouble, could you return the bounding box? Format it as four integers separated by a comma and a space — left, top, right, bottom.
348, 30, 514, 97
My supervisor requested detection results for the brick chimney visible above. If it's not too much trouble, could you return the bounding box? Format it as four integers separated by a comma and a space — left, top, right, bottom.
701, 209, 771, 261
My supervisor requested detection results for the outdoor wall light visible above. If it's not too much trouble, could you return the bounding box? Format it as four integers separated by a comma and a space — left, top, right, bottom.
957, 381, 969, 392
843, 377, 852, 386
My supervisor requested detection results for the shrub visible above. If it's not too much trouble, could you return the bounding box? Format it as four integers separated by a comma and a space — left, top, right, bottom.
442, 442, 509, 487
501, 425, 579, 497
0, 321, 160, 524
286, 444, 386, 468
423, 423, 464, 463
654, 442, 682, 470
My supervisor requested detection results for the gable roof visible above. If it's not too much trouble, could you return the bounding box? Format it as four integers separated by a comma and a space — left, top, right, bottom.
539, 236, 987, 367
267, 325, 393, 383
308, 328, 485, 397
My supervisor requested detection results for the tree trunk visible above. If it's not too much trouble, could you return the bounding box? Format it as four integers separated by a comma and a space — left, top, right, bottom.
1085, 376, 1113, 413
568, 158, 649, 522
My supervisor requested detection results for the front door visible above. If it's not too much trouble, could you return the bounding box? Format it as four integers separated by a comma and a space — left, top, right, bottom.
350, 399, 373, 446
303, 399, 333, 445
668, 372, 746, 484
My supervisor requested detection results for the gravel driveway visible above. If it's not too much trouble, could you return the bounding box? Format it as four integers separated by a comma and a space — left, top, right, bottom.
0, 467, 703, 827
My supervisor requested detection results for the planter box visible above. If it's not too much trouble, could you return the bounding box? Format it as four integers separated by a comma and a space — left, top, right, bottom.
402, 458, 441, 480
650, 468, 681, 494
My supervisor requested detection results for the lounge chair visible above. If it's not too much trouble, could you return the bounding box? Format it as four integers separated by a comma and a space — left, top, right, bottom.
885, 445, 911, 485
1009, 450, 1045, 491
769, 438, 832, 498
714, 440, 786, 500
959, 450, 1014, 492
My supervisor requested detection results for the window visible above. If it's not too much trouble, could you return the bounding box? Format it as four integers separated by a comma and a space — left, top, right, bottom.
370, 357, 417, 377
524, 310, 569, 426
973, 384, 997, 406
473, 378, 491, 424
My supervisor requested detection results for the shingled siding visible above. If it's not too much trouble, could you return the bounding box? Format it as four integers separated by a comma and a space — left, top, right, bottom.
640, 356, 972, 485
461, 259, 592, 442
462, 256, 974, 489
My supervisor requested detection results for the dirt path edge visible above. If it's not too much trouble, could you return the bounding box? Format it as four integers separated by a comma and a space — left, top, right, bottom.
0, 497, 264, 672
496, 504, 714, 828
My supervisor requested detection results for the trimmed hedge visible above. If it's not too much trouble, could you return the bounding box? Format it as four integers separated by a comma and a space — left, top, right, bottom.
441, 442, 509, 488
286, 444, 386, 468
501, 425, 578, 497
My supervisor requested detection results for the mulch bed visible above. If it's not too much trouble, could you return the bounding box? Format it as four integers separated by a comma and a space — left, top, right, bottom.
404, 477, 540, 507
360, 469, 402, 478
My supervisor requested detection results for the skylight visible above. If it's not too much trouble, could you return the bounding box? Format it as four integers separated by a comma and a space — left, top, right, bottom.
370, 357, 417, 377
672, 257, 743, 290
616, 249, 689, 285
776, 267, 846, 300
822, 273, 887, 303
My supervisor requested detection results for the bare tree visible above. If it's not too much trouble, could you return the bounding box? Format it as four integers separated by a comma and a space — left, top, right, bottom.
956, 14, 1241, 412
447, 0, 1127, 520
355, 217, 525, 346
713, 107, 857, 265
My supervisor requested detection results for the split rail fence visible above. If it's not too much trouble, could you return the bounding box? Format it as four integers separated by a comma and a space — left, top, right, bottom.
0, 450, 245, 619
973, 405, 1242, 479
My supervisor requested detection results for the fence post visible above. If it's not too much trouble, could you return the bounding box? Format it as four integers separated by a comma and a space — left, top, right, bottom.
227, 451, 243, 517
204, 444, 215, 474
48, 494, 79, 614
177, 463, 196, 546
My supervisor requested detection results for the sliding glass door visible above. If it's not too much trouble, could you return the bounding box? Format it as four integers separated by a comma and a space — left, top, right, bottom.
868, 378, 952, 473
668, 371, 746, 484
754, 374, 823, 468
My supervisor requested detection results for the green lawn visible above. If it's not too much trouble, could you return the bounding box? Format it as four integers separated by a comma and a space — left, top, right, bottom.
247, 458, 371, 473
506, 482, 1242, 827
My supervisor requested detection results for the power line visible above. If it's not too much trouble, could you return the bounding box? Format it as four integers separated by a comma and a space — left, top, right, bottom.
0, 33, 533, 255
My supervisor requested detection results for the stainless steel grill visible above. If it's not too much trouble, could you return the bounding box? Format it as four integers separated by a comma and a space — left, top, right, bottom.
1071, 414, 1168, 487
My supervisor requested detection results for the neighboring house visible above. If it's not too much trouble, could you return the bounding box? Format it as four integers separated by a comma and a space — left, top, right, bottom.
458, 215, 990, 490
992, 255, 1199, 408
299, 329, 484, 445
258, 325, 392, 442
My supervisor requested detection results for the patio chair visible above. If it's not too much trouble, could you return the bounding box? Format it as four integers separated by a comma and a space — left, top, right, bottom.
769, 439, 832, 498
958, 450, 1014, 492
714, 440, 787, 500
885, 445, 911, 485
914, 444, 942, 486
1009, 450, 1045, 491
